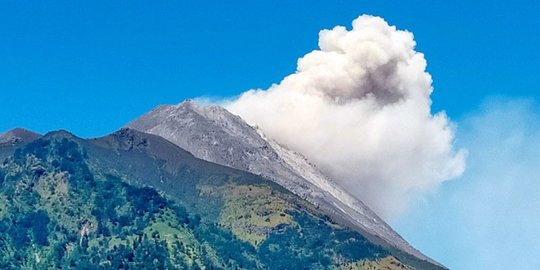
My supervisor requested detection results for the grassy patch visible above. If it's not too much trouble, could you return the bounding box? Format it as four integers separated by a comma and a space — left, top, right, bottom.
203, 184, 294, 246
143, 208, 204, 268
337, 256, 415, 270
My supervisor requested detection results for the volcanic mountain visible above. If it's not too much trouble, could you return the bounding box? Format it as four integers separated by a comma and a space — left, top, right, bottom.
126, 99, 443, 268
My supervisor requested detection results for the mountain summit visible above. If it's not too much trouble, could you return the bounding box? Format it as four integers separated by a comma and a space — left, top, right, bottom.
127, 100, 443, 268
0, 128, 41, 146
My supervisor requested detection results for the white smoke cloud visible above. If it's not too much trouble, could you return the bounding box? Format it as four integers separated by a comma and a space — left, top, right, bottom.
224, 15, 466, 220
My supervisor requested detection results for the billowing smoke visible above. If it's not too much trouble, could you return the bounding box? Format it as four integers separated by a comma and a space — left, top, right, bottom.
224, 15, 466, 220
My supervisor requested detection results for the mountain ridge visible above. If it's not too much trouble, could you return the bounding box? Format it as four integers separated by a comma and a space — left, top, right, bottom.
0, 128, 439, 269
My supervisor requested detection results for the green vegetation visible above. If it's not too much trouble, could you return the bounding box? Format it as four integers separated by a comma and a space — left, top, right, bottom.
202, 184, 293, 246
338, 256, 415, 270
0, 135, 409, 269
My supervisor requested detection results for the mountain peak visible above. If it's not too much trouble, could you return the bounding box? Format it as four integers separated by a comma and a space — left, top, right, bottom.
0, 127, 42, 145
43, 129, 78, 139
177, 98, 197, 107
174, 99, 233, 118
173, 99, 206, 113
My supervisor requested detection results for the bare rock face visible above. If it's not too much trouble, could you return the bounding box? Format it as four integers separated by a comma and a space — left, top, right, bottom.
126, 99, 442, 267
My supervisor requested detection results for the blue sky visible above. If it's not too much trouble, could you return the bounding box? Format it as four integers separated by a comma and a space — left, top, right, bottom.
396, 98, 540, 269
1, 0, 538, 137
1, 1, 539, 269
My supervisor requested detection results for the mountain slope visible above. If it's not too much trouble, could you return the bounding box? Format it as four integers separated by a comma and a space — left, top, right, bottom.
126, 100, 443, 268
0, 129, 437, 269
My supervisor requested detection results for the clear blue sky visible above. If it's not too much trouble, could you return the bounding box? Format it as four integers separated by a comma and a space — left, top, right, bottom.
1, 0, 538, 137
2, 1, 540, 269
